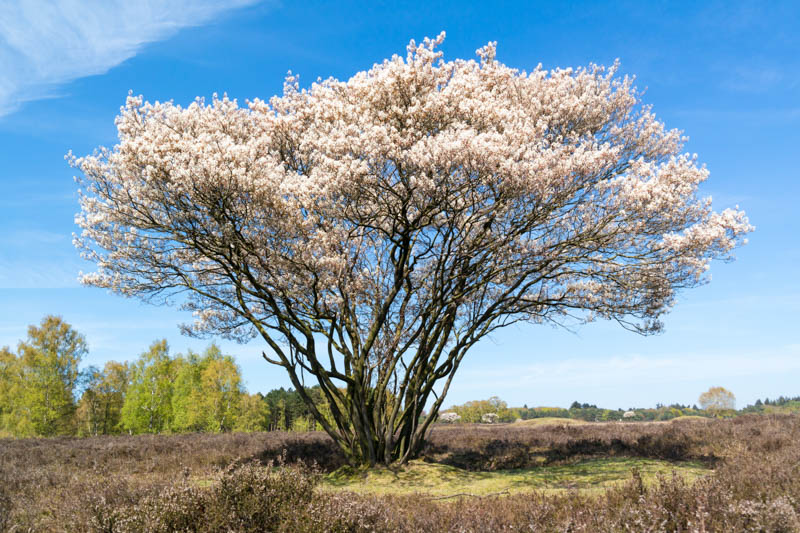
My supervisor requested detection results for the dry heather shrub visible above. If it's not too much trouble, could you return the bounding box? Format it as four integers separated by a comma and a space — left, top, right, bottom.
103, 483, 207, 533
731, 497, 799, 532
421, 417, 713, 470
89, 459, 319, 533
209, 460, 318, 531
0, 477, 10, 533
3, 415, 800, 532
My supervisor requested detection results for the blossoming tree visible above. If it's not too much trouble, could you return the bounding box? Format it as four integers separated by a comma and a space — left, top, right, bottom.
72, 34, 751, 465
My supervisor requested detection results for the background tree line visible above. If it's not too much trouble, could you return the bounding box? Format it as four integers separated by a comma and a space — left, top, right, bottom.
442, 398, 711, 423
0, 316, 331, 438
2, 316, 795, 438
442, 391, 799, 424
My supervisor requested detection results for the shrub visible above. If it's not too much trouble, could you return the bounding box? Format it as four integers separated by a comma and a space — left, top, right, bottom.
438, 412, 461, 424
3, 415, 800, 531
480, 413, 499, 424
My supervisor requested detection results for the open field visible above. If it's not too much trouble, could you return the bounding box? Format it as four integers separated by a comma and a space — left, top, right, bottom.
322, 457, 709, 496
512, 417, 590, 427
2, 415, 799, 532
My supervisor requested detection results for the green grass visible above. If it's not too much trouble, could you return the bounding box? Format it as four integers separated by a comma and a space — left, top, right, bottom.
513, 417, 588, 427
669, 415, 710, 422
321, 457, 709, 497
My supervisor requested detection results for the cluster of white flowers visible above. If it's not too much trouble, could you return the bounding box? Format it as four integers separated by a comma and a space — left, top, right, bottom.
72, 32, 751, 349
438, 412, 461, 423
481, 413, 499, 424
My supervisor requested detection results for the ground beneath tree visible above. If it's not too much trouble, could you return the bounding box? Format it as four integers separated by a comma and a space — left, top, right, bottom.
321, 457, 709, 497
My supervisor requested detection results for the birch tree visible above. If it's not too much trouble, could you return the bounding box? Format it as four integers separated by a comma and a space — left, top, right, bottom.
13, 316, 86, 436
121, 340, 174, 433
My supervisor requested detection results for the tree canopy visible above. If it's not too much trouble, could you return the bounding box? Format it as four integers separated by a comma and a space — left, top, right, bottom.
72, 34, 750, 464
699, 386, 736, 414
0, 316, 323, 438
0, 316, 86, 436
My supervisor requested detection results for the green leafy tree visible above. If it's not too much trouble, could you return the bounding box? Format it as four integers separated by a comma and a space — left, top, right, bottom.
275, 398, 288, 431
171, 344, 244, 433
97, 360, 130, 433
170, 350, 205, 432
291, 416, 316, 432
75, 365, 103, 436
264, 388, 291, 431
200, 352, 242, 432
0, 347, 20, 436
10, 316, 87, 436
76, 360, 130, 436
260, 386, 330, 431
450, 396, 513, 423
235, 393, 270, 432
121, 340, 174, 433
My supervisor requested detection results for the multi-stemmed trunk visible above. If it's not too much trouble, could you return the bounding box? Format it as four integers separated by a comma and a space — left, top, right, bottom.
260, 328, 473, 466
73, 36, 751, 467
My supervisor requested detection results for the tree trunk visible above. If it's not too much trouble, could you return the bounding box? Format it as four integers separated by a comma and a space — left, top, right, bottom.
293, 378, 442, 467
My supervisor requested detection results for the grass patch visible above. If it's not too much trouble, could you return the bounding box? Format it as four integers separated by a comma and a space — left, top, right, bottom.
670, 415, 710, 422
322, 457, 709, 497
513, 417, 589, 427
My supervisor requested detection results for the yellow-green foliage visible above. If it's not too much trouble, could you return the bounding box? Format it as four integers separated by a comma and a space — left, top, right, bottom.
533, 407, 566, 415
121, 340, 175, 434
0, 316, 87, 437
75, 360, 129, 436
234, 394, 271, 432
322, 457, 708, 497
449, 396, 516, 423
763, 403, 800, 415
290, 416, 317, 432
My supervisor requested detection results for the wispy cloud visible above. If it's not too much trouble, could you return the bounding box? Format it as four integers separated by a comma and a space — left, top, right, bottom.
0, 229, 69, 246
0, 257, 82, 288
0, 0, 260, 117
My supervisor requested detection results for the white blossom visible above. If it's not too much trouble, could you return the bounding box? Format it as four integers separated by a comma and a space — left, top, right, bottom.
71, 34, 751, 464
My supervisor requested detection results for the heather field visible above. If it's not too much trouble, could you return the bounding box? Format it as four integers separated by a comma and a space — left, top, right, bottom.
2, 415, 799, 532
3, 1, 798, 532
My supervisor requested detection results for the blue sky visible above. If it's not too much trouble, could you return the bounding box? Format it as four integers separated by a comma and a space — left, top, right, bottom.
1, 0, 798, 409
